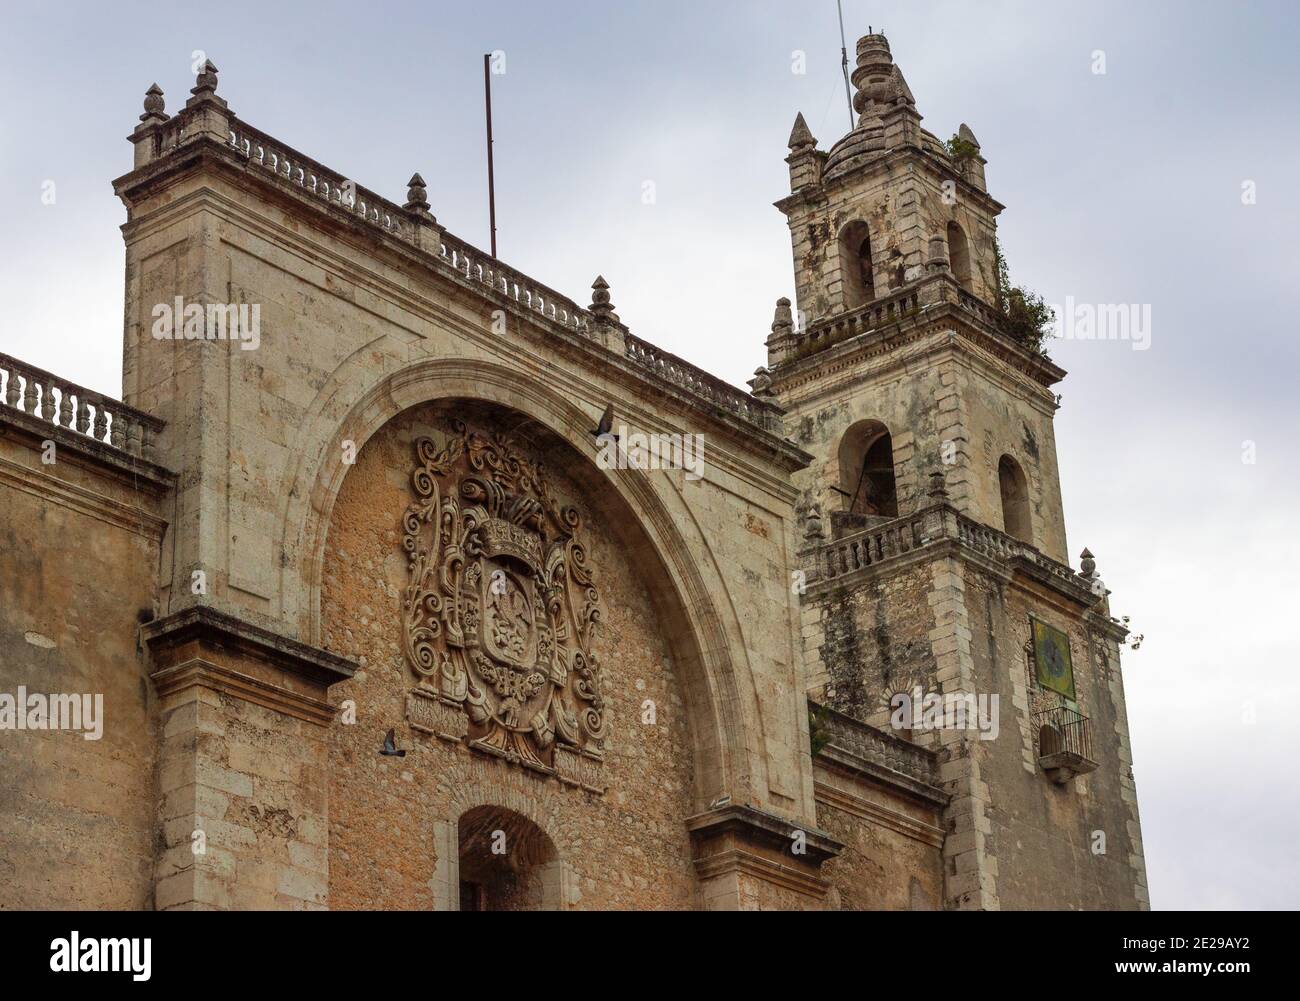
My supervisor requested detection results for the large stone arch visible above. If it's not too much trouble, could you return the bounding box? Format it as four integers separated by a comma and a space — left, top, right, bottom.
282, 354, 762, 811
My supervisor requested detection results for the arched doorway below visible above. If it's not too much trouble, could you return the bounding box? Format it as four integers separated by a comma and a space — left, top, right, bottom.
441, 805, 570, 911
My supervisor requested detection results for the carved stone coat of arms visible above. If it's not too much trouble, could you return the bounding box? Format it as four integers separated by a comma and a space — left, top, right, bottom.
401, 421, 605, 780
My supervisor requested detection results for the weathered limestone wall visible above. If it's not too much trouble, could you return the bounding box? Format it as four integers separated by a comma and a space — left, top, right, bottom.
0, 424, 166, 909
814, 762, 944, 910
962, 567, 1148, 909
783, 347, 935, 523
780, 332, 1067, 563
799, 558, 960, 911
320, 403, 698, 909
146, 613, 344, 911
950, 355, 1068, 562
784, 158, 1000, 324
801, 561, 938, 726
799, 528, 1146, 910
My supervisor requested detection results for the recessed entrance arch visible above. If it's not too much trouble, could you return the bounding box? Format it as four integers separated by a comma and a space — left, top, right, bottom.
456, 805, 562, 911
288, 356, 773, 817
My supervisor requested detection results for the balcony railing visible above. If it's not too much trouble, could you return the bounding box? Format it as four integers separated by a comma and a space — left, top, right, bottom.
812, 503, 1091, 603
1033, 705, 1099, 784
624, 333, 786, 433
195, 112, 780, 436
820, 512, 931, 579
0, 352, 163, 460
792, 285, 923, 360
955, 513, 1083, 591
809, 699, 941, 789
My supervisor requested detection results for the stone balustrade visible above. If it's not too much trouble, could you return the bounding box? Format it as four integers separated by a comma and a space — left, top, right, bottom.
130, 84, 782, 438
813, 501, 1087, 596
785, 273, 1028, 367
227, 121, 410, 240
819, 511, 932, 578
436, 230, 592, 336
624, 334, 787, 433
795, 284, 923, 358
953, 512, 1083, 591
0, 352, 163, 459
956, 286, 999, 328
810, 699, 940, 786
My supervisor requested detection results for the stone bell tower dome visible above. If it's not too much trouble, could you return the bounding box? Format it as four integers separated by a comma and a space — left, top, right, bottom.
774, 31, 1002, 336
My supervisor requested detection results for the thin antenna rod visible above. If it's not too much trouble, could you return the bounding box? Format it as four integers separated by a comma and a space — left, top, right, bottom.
837, 0, 854, 130
484, 53, 498, 259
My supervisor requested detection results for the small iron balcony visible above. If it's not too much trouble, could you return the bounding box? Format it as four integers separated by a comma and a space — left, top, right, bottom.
1033, 705, 1099, 784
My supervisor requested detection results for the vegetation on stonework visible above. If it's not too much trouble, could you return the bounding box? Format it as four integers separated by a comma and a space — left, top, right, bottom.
993, 238, 1055, 357
944, 133, 981, 162
809, 705, 833, 756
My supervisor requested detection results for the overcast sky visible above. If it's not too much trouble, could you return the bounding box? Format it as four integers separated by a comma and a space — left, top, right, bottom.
1, 0, 1296, 910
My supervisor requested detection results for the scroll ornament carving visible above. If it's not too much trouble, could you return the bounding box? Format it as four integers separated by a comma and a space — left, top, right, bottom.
402, 421, 605, 773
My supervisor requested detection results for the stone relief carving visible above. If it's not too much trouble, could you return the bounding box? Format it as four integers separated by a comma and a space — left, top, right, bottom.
402, 420, 605, 780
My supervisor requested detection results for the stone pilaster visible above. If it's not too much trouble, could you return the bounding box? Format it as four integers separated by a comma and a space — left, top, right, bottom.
926, 557, 999, 910
686, 804, 841, 910
144, 606, 354, 910
1097, 624, 1150, 910
932, 349, 976, 515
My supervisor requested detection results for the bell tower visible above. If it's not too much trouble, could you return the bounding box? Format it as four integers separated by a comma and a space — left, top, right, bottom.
763, 32, 1149, 911
760, 32, 1066, 557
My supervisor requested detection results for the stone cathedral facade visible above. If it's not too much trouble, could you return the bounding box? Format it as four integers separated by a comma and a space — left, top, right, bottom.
0, 34, 1147, 910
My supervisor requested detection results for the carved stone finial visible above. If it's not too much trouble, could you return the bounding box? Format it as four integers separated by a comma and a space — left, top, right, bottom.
958, 122, 981, 151
928, 469, 948, 501
1079, 548, 1097, 578
140, 83, 167, 123
590, 275, 618, 324
772, 296, 793, 334
851, 32, 916, 125
404, 172, 430, 213
804, 502, 825, 541
788, 112, 815, 151
191, 59, 219, 98
749, 367, 773, 398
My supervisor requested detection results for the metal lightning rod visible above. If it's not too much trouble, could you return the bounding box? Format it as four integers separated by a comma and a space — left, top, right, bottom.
837, 0, 854, 131
484, 53, 498, 259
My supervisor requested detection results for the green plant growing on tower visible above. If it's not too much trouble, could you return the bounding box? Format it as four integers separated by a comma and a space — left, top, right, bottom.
993, 238, 1056, 356
809, 705, 833, 757
944, 133, 981, 162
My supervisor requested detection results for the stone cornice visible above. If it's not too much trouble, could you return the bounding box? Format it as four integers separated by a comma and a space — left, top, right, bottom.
143, 604, 356, 690
0, 453, 169, 541
694, 848, 833, 902
150, 658, 340, 726
114, 135, 807, 472
0, 406, 175, 495
685, 803, 842, 865
771, 301, 1065, 401
813, 777, 946, 847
